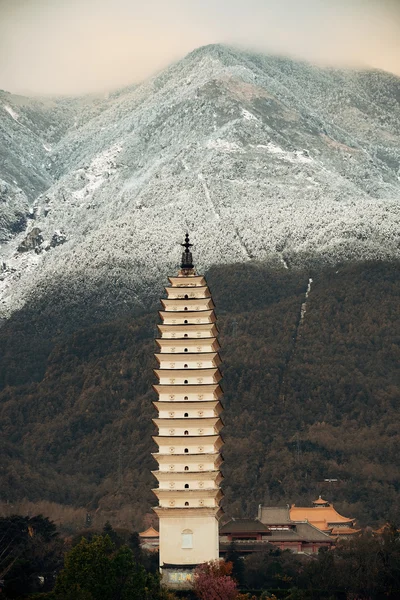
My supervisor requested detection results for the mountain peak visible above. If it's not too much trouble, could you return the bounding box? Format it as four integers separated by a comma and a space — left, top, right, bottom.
184, 42, 237, 61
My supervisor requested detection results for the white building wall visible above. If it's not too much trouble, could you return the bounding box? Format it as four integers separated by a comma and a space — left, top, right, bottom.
159, 515, 219, 565
157, 341, 217, 353
161, 313, 213, 325
159, 329, 215, 339
157, 358, 217, 369
157, 426, 217, 437
156, 390, 218, 402
157, 373, 218, 385
166, 288, 210, 299
158, 480, 218, 490
157, 441, 217, 454
156, 406, 218, 419
156, 458, 220, 472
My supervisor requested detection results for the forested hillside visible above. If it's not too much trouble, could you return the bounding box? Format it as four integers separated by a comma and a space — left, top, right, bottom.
0, 260, 399, 529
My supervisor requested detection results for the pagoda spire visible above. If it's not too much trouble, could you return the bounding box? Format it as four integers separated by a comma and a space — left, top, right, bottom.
180, 232, 194, 270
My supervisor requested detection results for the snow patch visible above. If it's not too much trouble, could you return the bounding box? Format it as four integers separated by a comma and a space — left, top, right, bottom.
206, 139, 243, 153
256, 143, 312, 163
305, 277, 313, 298
281, 256, 289, 269
300, 278, 313, 323
198, 173, 220, 220
4, 104, 20, 122
73, 144, 122, 201
241, 108, 259, 122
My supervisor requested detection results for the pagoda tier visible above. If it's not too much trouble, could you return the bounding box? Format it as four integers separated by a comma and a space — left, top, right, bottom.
154, 368, 222, 386
152, 235, 224, 575
157, 323, 219, 338
153, 384, 223, 401
155, 353, 222, 369
153, 400, 223, 418
153, 489, 223, 508
152, 451, 223, 470
158, 310, 216, 324
153, 435, 223, 454
153, 417, 223, 433
161, 298, 215, 311
154, 506, 223, 519
167, 276, 206, 286
165, 286, 211, 299
156, 340, 221, 356
153, 471, 223, 484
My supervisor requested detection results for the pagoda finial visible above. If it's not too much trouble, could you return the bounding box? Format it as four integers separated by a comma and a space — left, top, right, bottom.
180, 232, 194, 270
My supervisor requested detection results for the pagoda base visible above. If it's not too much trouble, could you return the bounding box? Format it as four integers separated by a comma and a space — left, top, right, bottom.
155, 508, 220, 573
161, 564, 197, 590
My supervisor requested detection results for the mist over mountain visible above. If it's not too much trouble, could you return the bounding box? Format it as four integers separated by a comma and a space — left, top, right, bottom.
1, 44, 400, 325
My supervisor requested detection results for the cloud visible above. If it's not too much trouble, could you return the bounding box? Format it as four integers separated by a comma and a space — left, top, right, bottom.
0, 0, 399, 95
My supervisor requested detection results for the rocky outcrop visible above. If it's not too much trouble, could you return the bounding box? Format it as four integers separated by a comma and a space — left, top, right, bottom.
17, 227, 43, 252
50, 230, 67, 248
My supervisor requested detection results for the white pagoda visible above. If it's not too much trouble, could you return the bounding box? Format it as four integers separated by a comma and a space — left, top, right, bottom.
152, 234, 224, 588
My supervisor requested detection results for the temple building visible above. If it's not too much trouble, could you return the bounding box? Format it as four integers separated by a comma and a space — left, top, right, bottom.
220, 517, 333, 555
289, 496, 358, 538
220, 498, 356, 554
152, 234, 224, 589
139, 527, 160, 552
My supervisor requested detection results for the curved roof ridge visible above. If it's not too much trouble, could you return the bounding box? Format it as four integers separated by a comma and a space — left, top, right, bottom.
290, 504, 355, 525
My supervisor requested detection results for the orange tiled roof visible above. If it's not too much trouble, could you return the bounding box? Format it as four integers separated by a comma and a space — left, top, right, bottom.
290, 505, 355, 532
331, 527, 360, 536
313, 496, 329, 505
139, 526, 159, 538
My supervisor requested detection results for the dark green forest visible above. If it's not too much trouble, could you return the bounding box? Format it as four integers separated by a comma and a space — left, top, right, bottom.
2, 515, 400, 599
0, 261, 399, 529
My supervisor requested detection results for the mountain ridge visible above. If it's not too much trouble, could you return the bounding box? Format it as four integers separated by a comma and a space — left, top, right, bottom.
1, 43, 400, 321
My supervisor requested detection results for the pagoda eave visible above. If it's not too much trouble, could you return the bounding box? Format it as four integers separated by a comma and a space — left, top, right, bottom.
153, 488, 224, 501
157, 323, 219, 334
154, 352, 222, 365
152, 452, 223, 466
153, 506, 223, 519
152, 434, 223, 445
152, 470, 223, 481
156, 338, 221, 350
159, 309, 216, 320
167, 276, 206, 286
152, 417, 223, 430
165, 285, 211, 300
161, 298, 216, 310
152, 400, 223, 414
152, 383, 223, 398
154, 367, 222, 378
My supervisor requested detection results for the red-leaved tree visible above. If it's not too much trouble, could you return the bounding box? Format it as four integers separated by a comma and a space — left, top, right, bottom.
193, 560, 238, 600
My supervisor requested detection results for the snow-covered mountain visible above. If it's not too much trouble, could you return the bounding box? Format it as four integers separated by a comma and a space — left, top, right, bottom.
1, 44, 400, 322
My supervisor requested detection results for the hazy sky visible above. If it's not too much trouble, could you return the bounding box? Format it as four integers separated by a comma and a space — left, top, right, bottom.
0, 0, 399, 96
